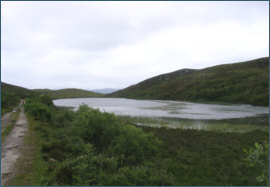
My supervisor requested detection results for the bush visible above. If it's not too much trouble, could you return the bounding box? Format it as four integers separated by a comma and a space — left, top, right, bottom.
1, 90, 20, 113
71, 106, 121, 149
108, 125, 162, 165
70, 105, 162, 165
25, 102, 172, 185
39, 95, 54, 107
244, 142, 269, 185
24, 100, 51, 121
110, 166, 176, 186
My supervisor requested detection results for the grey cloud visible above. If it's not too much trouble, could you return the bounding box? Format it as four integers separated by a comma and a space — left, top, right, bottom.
1, 1, 269, 90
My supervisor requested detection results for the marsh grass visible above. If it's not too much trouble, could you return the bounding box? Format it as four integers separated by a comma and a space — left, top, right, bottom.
119, 114, 269, 133
141, 126, 269, 186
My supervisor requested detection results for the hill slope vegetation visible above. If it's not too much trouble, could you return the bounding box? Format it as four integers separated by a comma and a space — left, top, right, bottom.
34, 88, 102, 99
1, 82, 35, 114
110, 57, 269, 106
1, 83, 102, 114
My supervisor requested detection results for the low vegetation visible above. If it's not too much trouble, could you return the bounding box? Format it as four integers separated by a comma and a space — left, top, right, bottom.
120, 115, 269, 133
110, 57, 269, 106
1, 82, 34, 115
244, 142, 269, 184
11, 95, 269, 186
142, 126, 268, 186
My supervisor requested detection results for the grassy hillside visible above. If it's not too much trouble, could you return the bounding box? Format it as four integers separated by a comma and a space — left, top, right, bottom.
110, 57, 269, 106
1, 83, 102, 114
34, 88, 103, 99
1, 82, 34, 97
1, 82, 35, 115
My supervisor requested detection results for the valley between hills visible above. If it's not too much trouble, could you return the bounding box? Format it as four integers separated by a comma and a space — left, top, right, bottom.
1, 57, 269, 186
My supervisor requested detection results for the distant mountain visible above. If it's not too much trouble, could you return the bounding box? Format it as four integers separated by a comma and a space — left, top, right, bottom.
34, 88, 103, 99
92, 88, 119, 94
109, 57, 269, 106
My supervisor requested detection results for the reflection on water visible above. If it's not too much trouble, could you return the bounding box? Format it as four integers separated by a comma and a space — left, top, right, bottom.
53, 98, 269, 120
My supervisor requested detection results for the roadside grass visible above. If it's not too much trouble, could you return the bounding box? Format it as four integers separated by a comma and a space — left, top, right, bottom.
1, 109, 20, 142
7, 113, 51, 186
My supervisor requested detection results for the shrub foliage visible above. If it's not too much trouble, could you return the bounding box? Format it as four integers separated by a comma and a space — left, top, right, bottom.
23, 96, 269, 186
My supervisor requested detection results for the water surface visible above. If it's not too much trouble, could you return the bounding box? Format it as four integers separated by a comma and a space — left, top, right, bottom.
53, 98, 269, 120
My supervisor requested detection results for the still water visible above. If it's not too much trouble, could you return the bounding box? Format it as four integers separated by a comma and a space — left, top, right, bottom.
53, 98, 268, 120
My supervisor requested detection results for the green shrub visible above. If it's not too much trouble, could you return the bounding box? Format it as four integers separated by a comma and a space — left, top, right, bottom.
39, 95, 54, 107
55, 163, 74, 185
23, 97, 269, 186
72, 105, 123, 149
244, 142, 269, 185
108, 125, 162, 165
1, 90, 20, 114
110, 166, 176, 186
70, 105, 162, 165
54, 110, 75, 128
24, 99, 52, 121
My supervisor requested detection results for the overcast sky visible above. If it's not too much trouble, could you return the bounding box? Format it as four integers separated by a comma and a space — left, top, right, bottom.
1, 1, 269, 90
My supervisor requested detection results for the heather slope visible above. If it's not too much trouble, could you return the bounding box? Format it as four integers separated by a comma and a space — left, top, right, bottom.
110, 57, 269, 106
33, 88, 103, 99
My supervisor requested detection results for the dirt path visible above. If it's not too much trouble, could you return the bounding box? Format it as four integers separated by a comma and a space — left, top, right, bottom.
1, 101, 24, 133
1, 101, 28, 185
1, 112, 12, 134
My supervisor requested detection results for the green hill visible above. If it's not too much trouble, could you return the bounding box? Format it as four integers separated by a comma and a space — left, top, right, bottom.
109, 57, 269, 106
1, 82, 34, 97
34, 88, 103, 99
1, 82, 102, 115
1, 82, 35, 114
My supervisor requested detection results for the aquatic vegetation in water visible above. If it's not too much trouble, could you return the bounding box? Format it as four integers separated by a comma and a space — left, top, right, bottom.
120, 115, 269, 133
